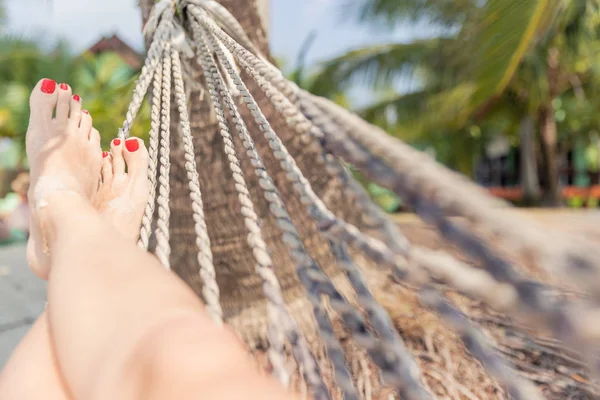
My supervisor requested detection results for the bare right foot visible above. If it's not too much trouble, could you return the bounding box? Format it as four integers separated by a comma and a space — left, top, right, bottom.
26, 78, 103, 280
94, 138, 150, 240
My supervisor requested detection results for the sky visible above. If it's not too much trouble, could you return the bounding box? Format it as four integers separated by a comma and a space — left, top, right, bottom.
3, 0, 429, 106
3, 0, 423, 66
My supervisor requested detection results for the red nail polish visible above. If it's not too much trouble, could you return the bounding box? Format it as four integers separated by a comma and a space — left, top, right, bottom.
125, 139, 140, 152
73, 94, 80, 102
82, 110, 89, 115
113, 139, 121, 146
59, 83, 69, 90
102, 151, 109, 158
41, 79, 56, 94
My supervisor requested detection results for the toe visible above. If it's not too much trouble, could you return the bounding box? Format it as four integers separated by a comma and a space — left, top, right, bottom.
111, 138, 126, 175
78, 110, 93, 137
101, 152, 114, 184
123, 138, 149, 176
29, 79, 59, 123
55, 83, 72, 127
89, 128, 101, 148
68, 94, 83, 130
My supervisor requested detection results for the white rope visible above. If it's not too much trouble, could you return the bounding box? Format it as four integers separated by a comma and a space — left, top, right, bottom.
154, 39, 173, 270
138, 60, 163, 250
191, 8, 434, 398
192, 12, 600, 357
119, 11, 174, 139
171, 45, 223, 324
193, 22, 290, 384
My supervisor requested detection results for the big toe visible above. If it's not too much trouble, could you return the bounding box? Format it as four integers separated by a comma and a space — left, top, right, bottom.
123, 138, 149, 177
29, 79, 59, 124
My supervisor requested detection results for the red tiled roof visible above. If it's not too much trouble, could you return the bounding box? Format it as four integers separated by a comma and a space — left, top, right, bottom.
87, 34, 143, 69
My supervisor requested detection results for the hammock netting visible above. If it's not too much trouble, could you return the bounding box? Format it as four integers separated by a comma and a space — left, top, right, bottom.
116, 1, 600, 398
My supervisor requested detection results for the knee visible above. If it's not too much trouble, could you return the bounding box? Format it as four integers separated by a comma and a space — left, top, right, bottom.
130, 314, 254, 396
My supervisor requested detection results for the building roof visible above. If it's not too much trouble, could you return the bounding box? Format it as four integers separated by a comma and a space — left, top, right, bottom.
87, 34, 143, 70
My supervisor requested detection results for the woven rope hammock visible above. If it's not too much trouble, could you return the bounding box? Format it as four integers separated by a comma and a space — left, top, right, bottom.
116, 1, 600, 399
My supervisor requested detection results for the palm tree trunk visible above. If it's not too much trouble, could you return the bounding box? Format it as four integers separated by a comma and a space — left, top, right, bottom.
519, 116, 540, 205
138, 0, 370, 324
538, 47, 562, 207
538, 105, 562, 206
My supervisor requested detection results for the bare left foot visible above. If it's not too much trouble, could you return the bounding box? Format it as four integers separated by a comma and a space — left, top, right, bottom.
94, 137, 149, 240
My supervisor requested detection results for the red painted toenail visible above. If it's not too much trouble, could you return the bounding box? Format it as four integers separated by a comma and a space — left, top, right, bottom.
125, 139, 140, 152
73, 95, 80, 102
59, 83, 69, 90
102, 151, 109, 158
82, 110, 89, 115
41, 79, 56, 94
113, 139, 121, 146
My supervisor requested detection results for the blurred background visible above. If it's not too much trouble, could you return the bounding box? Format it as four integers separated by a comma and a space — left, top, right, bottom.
1, 0, 600, 233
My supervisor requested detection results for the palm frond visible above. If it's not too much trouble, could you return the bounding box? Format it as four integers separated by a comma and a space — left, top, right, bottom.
339, 0, 479, 30
308, 38, 454, 96
468, 0, 560, 108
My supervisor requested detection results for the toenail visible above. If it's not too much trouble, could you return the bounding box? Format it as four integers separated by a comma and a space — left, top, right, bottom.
102, 151, 109, 158
82, 110, 89, 115
73, 95, 81, 102
41, 79, 56, 94
125, 139, 140, 152
60, 83, 69, 90
113, 139, 121, 146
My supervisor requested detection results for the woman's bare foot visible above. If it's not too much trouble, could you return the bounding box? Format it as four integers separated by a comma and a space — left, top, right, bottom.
26, 78, 102, 280
94, 137, 149, 240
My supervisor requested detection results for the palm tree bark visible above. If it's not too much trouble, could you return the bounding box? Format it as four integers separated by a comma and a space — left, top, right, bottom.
539, 105, 562, 206
138, 0, 371, 324
539, 47, 562, 207
519, 116, 540, 205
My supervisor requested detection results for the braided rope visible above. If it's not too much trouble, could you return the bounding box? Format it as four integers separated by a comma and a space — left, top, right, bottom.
193, 23, 290, 385
193, 0, 261, 56
191, 12, 600, 394
188, 19, 337, 400
171, 46, 223, 324
207, 28, 591, 360
181, 23, 516, 311
119, 12, 173, 139
192, 9, 436, 399
193, 12, 600, 327
187, 11, 357, 399
154, 41, 173, 270
420, 288, 543, 400
138, 61, 163, 250
305, 92, 600, 297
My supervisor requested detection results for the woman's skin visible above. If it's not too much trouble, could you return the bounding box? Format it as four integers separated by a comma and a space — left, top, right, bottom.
0, 78, 297, 400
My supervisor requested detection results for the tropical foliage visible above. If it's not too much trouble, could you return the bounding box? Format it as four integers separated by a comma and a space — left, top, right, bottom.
0, 31, 150, 161
312, 0, 600, 206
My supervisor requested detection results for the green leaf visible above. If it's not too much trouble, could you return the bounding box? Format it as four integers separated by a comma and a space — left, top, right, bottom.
469, 0, 558, 107
309, 38, 454, 96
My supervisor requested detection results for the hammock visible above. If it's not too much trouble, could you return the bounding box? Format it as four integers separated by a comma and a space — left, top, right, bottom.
117, 1, 600, 398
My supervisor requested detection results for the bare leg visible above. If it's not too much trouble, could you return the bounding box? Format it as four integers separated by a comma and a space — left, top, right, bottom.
2, 79, 296, 400
0, 110, 151, 399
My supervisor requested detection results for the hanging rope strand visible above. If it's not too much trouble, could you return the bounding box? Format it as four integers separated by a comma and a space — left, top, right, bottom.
192, 10, 436, 399
188, 19, 348, 400
170, 46, 223, 324
154, 41, 173, 269
192, 15, 600, 364
138, 60, 164, 249
193, 23, 291, 385
119, 11, 174, 139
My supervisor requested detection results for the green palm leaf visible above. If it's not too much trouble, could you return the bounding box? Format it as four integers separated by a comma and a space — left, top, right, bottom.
309, 38, 454, 96
340, 0, 478, 30
468, 0, 559, 108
